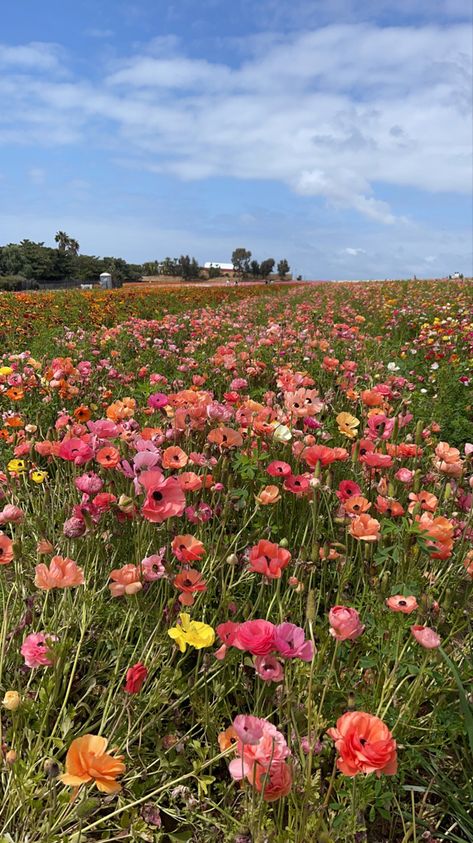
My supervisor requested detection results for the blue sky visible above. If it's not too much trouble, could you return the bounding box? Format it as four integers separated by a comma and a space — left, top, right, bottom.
0, 0, 472, 279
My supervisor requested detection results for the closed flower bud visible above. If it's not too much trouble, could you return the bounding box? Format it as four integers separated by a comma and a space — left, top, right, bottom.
2, 691, 20, 711
44, 759, 60, 779
117, 494, 135, 514
226, 553, 238, 565
5, 749, 17, 765
279, 538, 289, 548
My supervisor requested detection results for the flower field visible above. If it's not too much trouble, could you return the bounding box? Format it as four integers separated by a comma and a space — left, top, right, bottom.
0, 279, 472, 843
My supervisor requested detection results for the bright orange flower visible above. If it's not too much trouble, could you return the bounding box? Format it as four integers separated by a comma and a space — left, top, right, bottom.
6, 386, 24, 401
74, 405, 91, 423
344, 496, 371, 516
0, 533, 14, 565
173, 569, 207, 606
60, 734, 125, 793
35, 555, 84, 589
328, 711, 397, 776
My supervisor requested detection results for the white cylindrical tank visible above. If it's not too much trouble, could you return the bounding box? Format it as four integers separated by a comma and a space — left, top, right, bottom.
99, 272, 112, 289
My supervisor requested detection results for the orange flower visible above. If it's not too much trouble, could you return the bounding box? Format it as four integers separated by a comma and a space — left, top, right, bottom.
375, 496, 405, 517
109, 564, 142, 597
177, 472, 203, 492
106, 398, 136, 421
96, 446, 121, 468
173, 569, 207, 606
408, 491, 438, 514
162, 446, 188, 470
327, 711, 397, 776
172, 534, 206, 563
218, 725, 238, 752
60, 734, 125, 793
0, 533, 14, 565
73, 405, 91, 423
435, 441, 461, 464
349, 513, 380, 542
344, 496, 371, 516
6, 386, 24, 401
207, 426, 243, 449
35, 555, 84, 590
256, 485, 281, 505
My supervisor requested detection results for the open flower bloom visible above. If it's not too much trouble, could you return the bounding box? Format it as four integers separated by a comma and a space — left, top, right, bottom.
173, 569, 207, 606
336, 412, 360, 439
21, 632, 58, 668
172, 534, 205, 563
162, 445, 188, 470
254, 654, 284, 682
140, 470, 186, 523
168, 613, 215, 652
60, 734, 125, 793
327, 711, 397, 776
109, 564, 142, 597
273, 623, 314, 661
248, 540, 291, 579
329, 606, 365, 641
349, 513, 381, 542
410, 625, 441, 649
344, 495, 371, 516
225, 715, 292, 801
386, 595, 418, 614
35, 555, 85, 590
255, 485, 281, 505
0, 532, 14, 565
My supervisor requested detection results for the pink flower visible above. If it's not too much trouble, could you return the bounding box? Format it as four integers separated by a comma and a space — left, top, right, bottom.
267, 461, 292, 478
75, 472, 103, 494
336, 480, 362, 502
63, 517, 87, 538
410, 625, 441, 649
273, 623, 314, 661
0, 504, 24, 524
141, 552, 166, 581
395, 468, 414, 484
140, 471, 186, 523
58, 437, 94, 465
329, 606, 365, 642
21, 632, 58, 668
147, 392, 168, 409
234, 619, 276, 655
248, 540, 291, 579
254, 654, 284, 682
233, 715, 264, 745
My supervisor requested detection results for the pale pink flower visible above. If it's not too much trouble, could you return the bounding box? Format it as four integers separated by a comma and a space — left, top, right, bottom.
410, 625, 441, 649
329, 606, 365, 642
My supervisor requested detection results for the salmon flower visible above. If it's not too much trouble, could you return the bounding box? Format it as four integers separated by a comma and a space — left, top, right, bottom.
96, 446, 121, 469
162, 446, 188, 470
349, 513, 381, 541
109, 564, 142, 597
140, 471, 186, 523
386, 595, 418, 614
327, 711, 397, 776
60, 734, 125, 793
207, 426, 243, 449
35, 555, 85, 590
0, 532, 14, 565
411, 625, 441, 649
255, 485, 281, 505
329, 606, 365, 641
344, 496, 371, 516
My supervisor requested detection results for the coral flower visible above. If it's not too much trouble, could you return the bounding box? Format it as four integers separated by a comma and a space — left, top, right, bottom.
173, 569, 207, 606
96, 446, 121, 469
336, 480, 362, 502
386, 595, 418, 614
35, 555, 85, 590
172, 534, 205, 563
255, 485, 281, 505
410, 625, 441, 649
248, 540, 292, 579
162, 446, 188, 470
253, 762, 293, 801
60, 734, 125, 793
344, 495, 371, 516
0, 532, 14, 565
283, 474, 311, 495
267, 461, 292, 478
140, 471, 186, 523
109, 564, 142, 597
177, 471, 203, 492
327, 711, 397, 776
349, 513, 381, 541
329, 606, 365, 641
207, 426, 243, 449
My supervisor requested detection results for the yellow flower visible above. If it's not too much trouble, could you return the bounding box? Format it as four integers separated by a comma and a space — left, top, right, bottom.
336, 412, 360, 439
31, 470, 48, 484
0, 366, 13, 376
7, 459, 27, 475
2, 691, 20, 711
168, 613, 215, 653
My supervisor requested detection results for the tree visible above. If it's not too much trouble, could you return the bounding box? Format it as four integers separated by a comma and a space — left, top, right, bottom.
178, 255, 200, 280
260, 258, 275, 279
277, 259, 290, 279
250, 260, 260, 277
231, 248, 252, 279
55, 231, 79, 254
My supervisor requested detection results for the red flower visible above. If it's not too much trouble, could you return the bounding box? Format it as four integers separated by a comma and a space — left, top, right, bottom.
124, 662, 148, 693
248, 540, 291, 579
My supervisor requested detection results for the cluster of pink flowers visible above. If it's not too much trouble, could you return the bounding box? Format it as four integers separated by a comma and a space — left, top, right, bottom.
216, 619, 314, 681
219, 715, 292, 801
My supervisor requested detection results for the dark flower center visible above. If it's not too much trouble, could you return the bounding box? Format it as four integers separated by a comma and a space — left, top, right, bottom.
399, 600, 407, 606
152, 491, 163, 501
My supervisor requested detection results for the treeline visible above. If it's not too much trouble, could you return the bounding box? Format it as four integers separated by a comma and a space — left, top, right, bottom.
0, 235, 143, 290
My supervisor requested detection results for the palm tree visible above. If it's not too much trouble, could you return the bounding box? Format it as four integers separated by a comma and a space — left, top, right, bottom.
55, 231, 69, 251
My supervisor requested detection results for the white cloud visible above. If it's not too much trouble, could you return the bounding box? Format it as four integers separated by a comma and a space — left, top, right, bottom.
0, 23, 471, 226
0, 42, 61, 71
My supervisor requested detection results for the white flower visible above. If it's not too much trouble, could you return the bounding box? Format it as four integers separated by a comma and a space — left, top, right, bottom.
272, 423, 292, 443
431, 363, 439, 370
387, 362, 400, 372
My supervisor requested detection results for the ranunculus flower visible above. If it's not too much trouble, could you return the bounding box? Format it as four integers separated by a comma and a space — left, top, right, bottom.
273, 623, 314, 661
173, 568, 207, 606
0, 532, 14, 565
254, 654, 284, 682
329, 606, 365, 642
140, 471, 186, 523
124, 662, 148, 693
2, 690, 21, 711
172, 534, 205, 563
255, 485, 281, 505
248, 540, 291, 579
59, 734, 125, 793
109, 564, 142, 597
234, 619, 276, 655
0, 504, 24, 524
349, 513, 381, 541
410, 625, 441, 649
253, 761, 293, 801
386, 595, 418, 614
21, 632, 58, 668
35, 555, 85, 590
328, 711, 397, 776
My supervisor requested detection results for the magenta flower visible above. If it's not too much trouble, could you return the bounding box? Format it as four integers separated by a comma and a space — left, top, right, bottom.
273, 623, 314, 661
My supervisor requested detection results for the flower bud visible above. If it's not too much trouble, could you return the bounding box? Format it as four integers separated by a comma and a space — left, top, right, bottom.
2, 691, 20, 711
5, 749, 17, 765
226, 553, 238, 565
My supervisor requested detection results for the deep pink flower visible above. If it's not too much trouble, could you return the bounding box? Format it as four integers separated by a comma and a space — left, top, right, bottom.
234, 620, 276, 655
273, 623, 314, 661
21, 632, 58, 668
